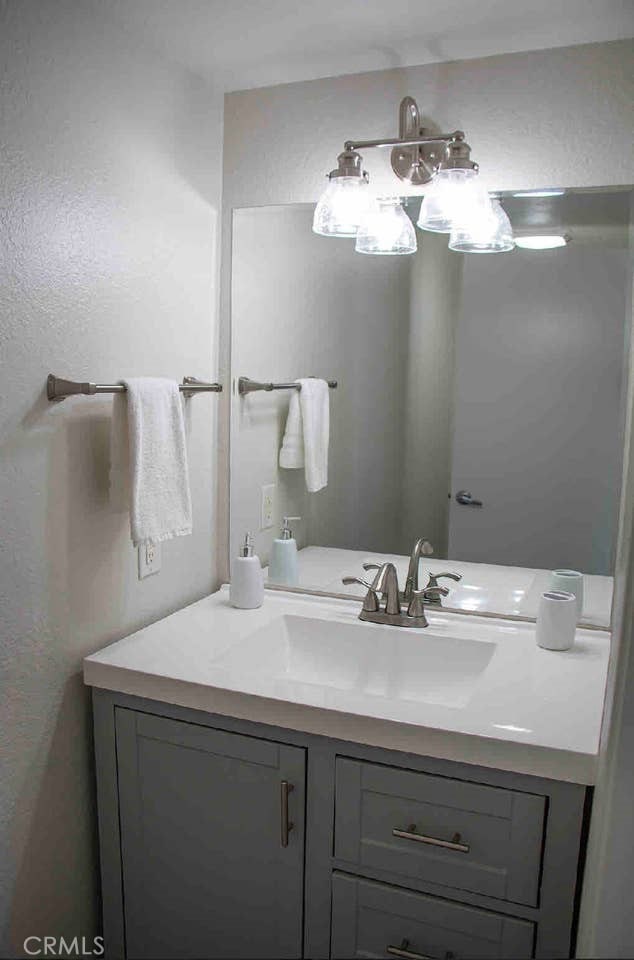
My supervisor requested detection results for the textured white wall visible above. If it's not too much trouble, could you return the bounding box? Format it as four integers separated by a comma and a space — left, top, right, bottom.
0, 1, 223, 952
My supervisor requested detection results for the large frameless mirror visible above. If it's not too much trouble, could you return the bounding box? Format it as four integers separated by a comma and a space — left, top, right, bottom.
230, 188, 633, 628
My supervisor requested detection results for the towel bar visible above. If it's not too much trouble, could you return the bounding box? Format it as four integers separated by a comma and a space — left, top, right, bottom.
47, 374, 223, 401
238, 376, 338, 395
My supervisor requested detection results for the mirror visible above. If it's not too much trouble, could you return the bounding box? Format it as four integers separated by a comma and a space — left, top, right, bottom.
230, 189, 633, 627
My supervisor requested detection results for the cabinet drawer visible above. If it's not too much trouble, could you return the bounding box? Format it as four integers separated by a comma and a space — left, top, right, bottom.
331, 873, 535, 959
334, 758, 546, 906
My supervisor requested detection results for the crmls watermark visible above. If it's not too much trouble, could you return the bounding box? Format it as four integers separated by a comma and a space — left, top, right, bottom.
23, 936, 104, 957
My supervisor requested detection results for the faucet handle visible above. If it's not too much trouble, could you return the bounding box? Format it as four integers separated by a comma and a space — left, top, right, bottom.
426, 571, 462, 589
342, 576, 380, 613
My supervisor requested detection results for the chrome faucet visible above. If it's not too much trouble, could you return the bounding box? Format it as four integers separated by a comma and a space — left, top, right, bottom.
343, 562, 401, 617
342, 561, 448, 628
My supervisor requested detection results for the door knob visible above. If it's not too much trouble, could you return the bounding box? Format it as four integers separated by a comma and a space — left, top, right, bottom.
455, 489, 483, 507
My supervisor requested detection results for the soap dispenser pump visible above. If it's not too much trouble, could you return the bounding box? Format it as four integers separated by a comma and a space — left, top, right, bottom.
269, 516, 300, 587
230, 532, 264, 609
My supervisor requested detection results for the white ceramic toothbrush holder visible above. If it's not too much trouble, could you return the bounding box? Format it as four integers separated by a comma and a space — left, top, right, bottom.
536, 591, 577, 651
549, 569, 584, 619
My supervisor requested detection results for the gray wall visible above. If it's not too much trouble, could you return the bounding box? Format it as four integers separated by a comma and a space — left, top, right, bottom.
0, 1, 223, 953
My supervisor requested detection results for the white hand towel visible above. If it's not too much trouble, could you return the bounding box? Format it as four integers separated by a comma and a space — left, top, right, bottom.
279, 378, 329, 492
279, 387, 304, 470
110, 378, 192, 546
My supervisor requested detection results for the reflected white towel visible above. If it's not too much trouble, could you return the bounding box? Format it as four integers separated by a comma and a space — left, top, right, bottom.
109, 378, 192, 546
279, 378, 329, 492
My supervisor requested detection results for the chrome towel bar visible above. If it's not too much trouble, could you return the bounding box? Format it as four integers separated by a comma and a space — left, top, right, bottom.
238, 376, 338, 395
47, 374, 223, 402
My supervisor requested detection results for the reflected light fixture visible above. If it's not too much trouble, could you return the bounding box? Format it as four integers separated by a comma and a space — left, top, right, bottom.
515, 234, 569, 249
313, 96, 514, 254
449, 198, 515, 253
355, 198, 417, 255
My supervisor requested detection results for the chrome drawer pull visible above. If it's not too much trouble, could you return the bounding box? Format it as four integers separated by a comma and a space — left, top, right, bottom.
392, 824, 470, 853
280, 780, 294, 847
387, 942, 454, 960
386, 938, 432, 960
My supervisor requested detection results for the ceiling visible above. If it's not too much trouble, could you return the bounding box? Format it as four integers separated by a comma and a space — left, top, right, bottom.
113, 0, 634, 92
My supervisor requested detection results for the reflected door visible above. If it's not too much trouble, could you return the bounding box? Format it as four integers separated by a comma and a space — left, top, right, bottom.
447, 245, 626, 574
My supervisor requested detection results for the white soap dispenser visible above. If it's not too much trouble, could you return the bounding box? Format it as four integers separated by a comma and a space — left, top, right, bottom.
269, 516, 300, 587
230, 532, 264, 609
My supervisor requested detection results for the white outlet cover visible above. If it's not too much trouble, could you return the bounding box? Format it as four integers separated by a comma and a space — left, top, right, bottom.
261, 483, 276, 530
138, 541, 162, 579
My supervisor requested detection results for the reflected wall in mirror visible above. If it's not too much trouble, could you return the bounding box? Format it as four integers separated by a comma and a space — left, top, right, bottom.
230, 189, 633, 627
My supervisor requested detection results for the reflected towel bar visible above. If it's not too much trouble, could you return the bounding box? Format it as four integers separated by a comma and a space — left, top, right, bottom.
238, 376, 338, 395
47, 374, 223, 401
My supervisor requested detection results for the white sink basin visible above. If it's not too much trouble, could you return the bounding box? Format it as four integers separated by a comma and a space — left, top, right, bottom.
213, 614, 497, 708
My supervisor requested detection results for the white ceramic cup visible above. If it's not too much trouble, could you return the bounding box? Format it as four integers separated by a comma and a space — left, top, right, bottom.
536, 590, 577, 651
549, 569, 584, 619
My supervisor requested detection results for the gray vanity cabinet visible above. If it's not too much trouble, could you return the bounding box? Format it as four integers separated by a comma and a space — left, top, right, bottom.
114, 709, 306, 959
93, 693, 589, 960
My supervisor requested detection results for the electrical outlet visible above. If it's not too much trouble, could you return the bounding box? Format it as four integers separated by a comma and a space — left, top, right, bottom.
138, 541, 162, 579
261, 483, 276, 529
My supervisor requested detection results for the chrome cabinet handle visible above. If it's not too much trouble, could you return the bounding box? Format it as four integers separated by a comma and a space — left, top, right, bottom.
455, 489, 483, 507
392, 824, 470, 853
386, 939, 435, 960
280, 781, 294, 847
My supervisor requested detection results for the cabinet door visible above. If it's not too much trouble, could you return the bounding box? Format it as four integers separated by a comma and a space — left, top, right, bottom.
331, 873, 535, 959
115, 709, 305, 960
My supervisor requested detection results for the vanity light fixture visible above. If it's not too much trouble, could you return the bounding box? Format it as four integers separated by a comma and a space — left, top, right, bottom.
313, 96, 513, 254
515, 234, 570, 250
355, 198, 417, 255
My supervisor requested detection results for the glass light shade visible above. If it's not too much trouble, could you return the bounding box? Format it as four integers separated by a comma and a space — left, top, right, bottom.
417, 168, 488, 233
355, 199, 417, 255
449, 198, 515, 253
312, 176, 370, 237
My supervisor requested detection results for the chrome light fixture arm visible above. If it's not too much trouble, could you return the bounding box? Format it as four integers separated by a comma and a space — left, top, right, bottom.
339, 96, 471, 186
343, 132, 463, 153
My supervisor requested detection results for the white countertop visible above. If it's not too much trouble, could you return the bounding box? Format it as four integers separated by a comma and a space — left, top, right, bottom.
268, 546, 613, 627
84, 586, 610, 785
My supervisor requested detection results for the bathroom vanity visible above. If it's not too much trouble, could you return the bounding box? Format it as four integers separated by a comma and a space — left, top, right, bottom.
86, 588, 609, 959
